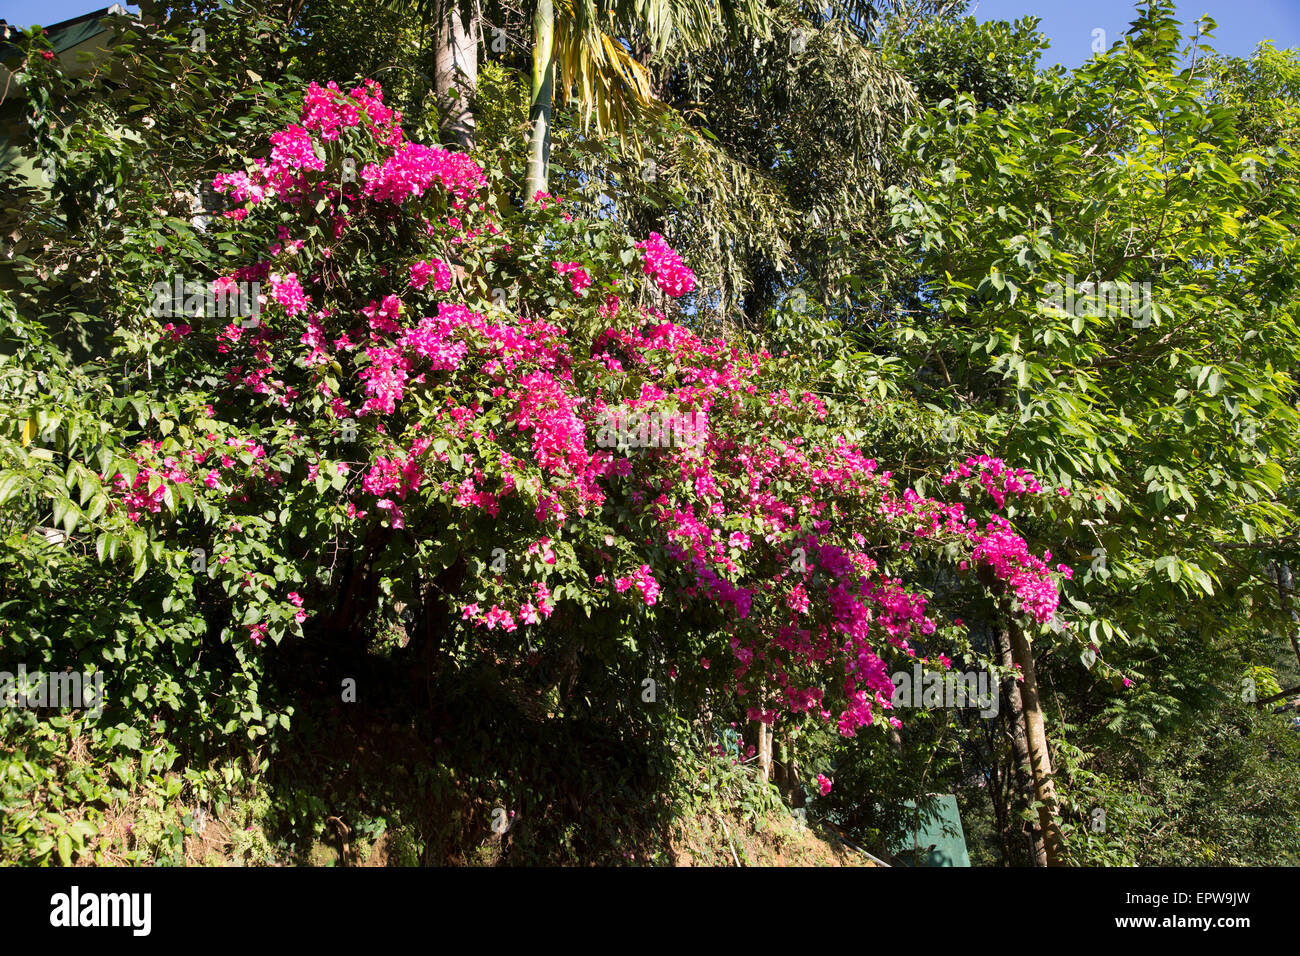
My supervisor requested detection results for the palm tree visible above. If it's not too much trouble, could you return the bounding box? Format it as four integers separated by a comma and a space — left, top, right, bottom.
524, 0, 767, 196
397, 0, 765, 195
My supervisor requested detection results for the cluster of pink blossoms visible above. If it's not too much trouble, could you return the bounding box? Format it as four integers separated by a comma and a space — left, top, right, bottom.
609, 323, 1070, 733
943, 455, 1043, 508
462, 582, 555, 631
970, 516, 1072, 623
361, 447, 425, 500
361, 143, 487, 205
636, 233, 697, 298
301, 79, 403, 145
358, 343, 409, 416
510, 371, 603, 500
551, 261, 591, 295
300, 82, 361, 139
269, 273, 310, 317
213, 79, 410, 221
109, 452, 192, 521
106, 437, 279, 521
615, 565, 661, 606
397, 310, 470, 371
527, 538, 558, 564
409, 258, 452, 292
268, 125, 323, 174
211, 169, 268, 206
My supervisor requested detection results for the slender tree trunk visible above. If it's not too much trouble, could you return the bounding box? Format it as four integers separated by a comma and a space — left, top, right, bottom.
773, 734, 803, 806
746, 719, 773, 784
996, 623, 1046, 865
1005, 615, 1064, 865
1275, 561, 1300, 673
525, 0, 555, 199
434, 4, 480, 149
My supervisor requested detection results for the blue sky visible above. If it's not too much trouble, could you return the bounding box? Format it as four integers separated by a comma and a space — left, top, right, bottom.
4, 2, 138, 28
5, 0, 1299, 65
968, 0, 1300, 66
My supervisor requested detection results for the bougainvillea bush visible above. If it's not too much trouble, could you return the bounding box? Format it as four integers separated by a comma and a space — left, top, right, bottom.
89, 79, 1078, 737
0, 30, 1088, 860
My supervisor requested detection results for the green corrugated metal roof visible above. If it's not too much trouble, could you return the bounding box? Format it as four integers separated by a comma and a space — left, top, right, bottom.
1, 6, 127, 54
886, 793, 971, 867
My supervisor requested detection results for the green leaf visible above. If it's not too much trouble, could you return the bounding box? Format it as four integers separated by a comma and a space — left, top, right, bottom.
0, 471, 24, 506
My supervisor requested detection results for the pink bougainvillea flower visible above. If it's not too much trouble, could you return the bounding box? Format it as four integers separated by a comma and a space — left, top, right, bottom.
552, 261, 591, 295
635, 233, 696, 297
360, 143, 486, 204
409, 257, 452, 292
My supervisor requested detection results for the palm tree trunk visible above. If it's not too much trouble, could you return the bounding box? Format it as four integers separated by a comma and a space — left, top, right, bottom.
525, 0, 555, 199
434, 4, 480, 149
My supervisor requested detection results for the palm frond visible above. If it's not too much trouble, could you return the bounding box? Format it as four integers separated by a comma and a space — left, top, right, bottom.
554, 3, 652, 135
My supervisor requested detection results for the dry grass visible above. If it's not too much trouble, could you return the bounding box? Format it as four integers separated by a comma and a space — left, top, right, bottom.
669, 811, 878, 867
